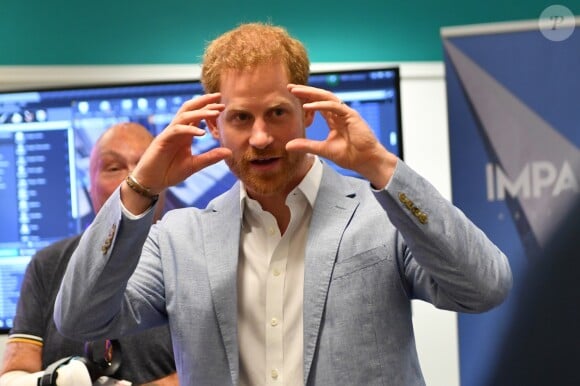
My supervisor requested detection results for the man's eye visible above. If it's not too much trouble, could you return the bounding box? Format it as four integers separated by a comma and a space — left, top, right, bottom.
233, 112, 250, 122
104, 165, 124, 172
272, 108, 285, 117
269, 108, 289, 121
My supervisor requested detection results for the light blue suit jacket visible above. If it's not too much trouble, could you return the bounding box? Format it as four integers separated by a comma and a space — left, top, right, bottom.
55, 160, 512, 385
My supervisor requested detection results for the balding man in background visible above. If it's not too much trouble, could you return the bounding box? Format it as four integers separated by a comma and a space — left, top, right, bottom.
0, 123, 177, 386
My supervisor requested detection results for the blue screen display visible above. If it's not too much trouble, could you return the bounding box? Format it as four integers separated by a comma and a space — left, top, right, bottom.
0, 67, 402, 331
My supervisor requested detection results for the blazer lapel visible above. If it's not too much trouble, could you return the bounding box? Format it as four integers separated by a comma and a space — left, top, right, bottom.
202, 185, 242, 385
303, 166, 360, 383
198, 170, 360, 384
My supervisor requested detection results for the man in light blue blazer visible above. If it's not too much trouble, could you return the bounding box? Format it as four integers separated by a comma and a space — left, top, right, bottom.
55, 22, 512, 386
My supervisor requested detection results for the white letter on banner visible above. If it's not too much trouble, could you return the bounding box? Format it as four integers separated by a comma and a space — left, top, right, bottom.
496, 164, 531, 200
531, 161, 557, 198
552, 161, 579, 196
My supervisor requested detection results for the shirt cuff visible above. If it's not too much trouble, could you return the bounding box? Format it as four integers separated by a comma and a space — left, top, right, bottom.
371, 158, 401, 192
120, 200, 154, 220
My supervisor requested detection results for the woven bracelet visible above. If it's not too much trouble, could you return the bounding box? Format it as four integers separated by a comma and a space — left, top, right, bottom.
125, 174, 159, 200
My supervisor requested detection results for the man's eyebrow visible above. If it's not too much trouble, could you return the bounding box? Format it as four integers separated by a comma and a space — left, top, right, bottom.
223, 107, 246, 113
268, 102, 293, 110
225, 99, 293, 111
270, 99, 294, 107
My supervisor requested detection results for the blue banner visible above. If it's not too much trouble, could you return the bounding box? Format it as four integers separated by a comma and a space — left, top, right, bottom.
442, 14, 580, 386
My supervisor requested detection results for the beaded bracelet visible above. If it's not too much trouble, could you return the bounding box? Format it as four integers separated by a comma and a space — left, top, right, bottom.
125, 174, 159, 201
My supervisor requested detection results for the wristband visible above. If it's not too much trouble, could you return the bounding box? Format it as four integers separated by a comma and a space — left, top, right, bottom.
37, 356, 75, 386
125, 174, 159, 201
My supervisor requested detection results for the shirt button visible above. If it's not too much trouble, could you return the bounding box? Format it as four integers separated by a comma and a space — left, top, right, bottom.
271, 317, 279, 326
268, 227, 275, 235
273, 268, 281, 276
271, 369, 279, 380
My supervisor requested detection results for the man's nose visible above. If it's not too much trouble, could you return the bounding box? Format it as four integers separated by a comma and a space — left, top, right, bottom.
248, 119, 273, 149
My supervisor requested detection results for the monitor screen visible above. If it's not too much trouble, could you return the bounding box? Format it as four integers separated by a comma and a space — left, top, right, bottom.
0, 66, 402, 332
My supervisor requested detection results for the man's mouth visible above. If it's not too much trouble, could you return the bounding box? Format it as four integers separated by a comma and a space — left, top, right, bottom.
250, 157, 279, 165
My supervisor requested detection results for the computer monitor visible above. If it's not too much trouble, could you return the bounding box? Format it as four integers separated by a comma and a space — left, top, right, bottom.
0, 66, 402, 332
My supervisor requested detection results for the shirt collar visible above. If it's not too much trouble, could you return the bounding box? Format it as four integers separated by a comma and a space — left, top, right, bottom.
239, 155, 323, 212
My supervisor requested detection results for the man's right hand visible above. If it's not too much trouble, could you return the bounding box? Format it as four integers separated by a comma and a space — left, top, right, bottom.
122, 92, 232, 215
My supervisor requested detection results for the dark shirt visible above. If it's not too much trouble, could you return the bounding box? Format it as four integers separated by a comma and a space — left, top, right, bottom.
10, 235, 176, 384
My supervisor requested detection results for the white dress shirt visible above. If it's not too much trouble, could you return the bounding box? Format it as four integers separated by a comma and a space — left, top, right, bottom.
237, 157, 323, 386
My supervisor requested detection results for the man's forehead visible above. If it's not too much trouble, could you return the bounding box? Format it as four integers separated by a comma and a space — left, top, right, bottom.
96, 149, 125, 160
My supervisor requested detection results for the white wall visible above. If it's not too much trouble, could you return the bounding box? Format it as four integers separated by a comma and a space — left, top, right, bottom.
398, 64, 458, 386
0, 62, 457, 386
0, 335, 6, 361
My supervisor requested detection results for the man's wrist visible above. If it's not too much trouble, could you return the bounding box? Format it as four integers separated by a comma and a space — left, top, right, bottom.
121, 175, 160, 216
125, 174, 159, 201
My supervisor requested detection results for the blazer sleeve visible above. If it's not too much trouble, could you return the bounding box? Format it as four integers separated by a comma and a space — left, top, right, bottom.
377, 160, 513, 312
54, 187, 163, 341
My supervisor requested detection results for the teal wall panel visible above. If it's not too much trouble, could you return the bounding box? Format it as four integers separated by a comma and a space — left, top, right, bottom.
0, 0, 577, 65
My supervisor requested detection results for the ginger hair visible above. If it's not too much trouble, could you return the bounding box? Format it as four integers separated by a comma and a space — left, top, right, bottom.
201, 22, 310, 93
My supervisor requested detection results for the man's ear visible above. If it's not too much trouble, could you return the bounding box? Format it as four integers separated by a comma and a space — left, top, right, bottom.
205, 115, 220, 140
304, 109, 315, 127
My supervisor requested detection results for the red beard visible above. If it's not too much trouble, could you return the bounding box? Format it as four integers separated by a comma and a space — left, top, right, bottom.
226, 147, 305, 197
